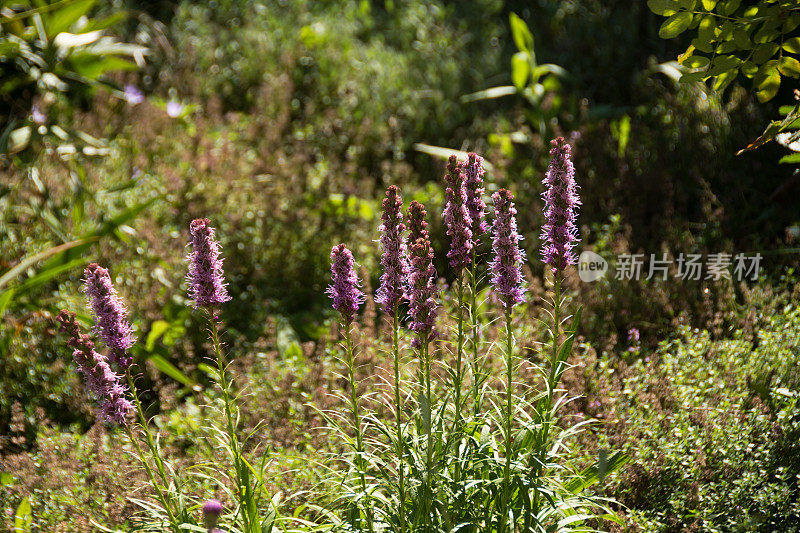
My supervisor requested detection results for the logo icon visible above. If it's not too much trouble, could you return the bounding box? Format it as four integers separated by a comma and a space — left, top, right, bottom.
578, 251, 608, 282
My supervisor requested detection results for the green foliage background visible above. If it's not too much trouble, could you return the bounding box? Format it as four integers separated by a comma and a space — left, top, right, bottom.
1, 0, 800, 530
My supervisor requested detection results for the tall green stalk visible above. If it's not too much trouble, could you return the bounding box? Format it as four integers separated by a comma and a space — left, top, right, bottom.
469, 253, 482, 418
391, 311, 407, 533
343, 321, 373, 532
528, 276, 563, 529
125, 371, 182, 532
206, 308, 260, 533
498, 308, 515, 532
420, 335, 433, 530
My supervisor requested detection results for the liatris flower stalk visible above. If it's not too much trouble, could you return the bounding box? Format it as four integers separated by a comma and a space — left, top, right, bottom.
186, 220, 262, 532
406, 200, 438, 526
327, 244, 372, 531
444, 156, 472, 454
444, 155, 473, 272
83, 263, 135, 368
491, 189, 526, 308
490, 188, 526, 530
57, 310, 133, 425
462, 152, 488, 418
202, 500, 223, 531
375, 186, 408, 532
327, 244, 366, 323
375, 186, 407, 316
541, 137, 581, 275
528, 137, 583, 526
187, 218, 231, 308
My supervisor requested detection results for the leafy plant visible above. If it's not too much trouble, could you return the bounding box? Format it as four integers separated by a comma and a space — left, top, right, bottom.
0, 0, 145, 163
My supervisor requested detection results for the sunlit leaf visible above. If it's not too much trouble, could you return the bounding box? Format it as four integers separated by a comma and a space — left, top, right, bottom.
659, 11, 693, 38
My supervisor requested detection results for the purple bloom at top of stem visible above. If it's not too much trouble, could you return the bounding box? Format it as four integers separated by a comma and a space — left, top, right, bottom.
83, 263, 135, 368
406, 201, 438, 345
463, 152, 488, 237
443, 155, 473, 272
327, 244, 366, 323
123, 84, 145, 105
491, 189, 526, 309
57, 310, 133, 425
375, 185, 407, 316
202, 499, 224, 529
187, 218, 232, 309
541, 137, 581, 274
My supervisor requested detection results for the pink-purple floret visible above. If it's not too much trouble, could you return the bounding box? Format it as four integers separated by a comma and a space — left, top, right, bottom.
327, 244, 365, 323
84, 263, 135, 368
407, 201, 438, 345
463, 152, 488, 237
443, 155, 473, 271
541, 137, 581, 274
57, 310, 133, 425
375, 185, 408, 316
491, 189, 526, 308
187, 218, 232, 308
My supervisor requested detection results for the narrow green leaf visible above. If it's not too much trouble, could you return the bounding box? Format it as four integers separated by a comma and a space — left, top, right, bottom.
147, 355, 195, 387
0, 290, 14, 318
779, 153, 800, 164
0, 238, 96, 290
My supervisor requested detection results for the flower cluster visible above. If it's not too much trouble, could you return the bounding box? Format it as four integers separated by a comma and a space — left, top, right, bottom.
407, 201, 438, 344
187, 218, 232, 308
443, 155, 473, 271
463, 152, 488, 238
541, 137, 581, 274
57, 310, 132, 425
202, 499, 224, 530
491, 189, 526, 308
375, 185, 408, 315
327, 244, 366, 323
83, 263, 135, 368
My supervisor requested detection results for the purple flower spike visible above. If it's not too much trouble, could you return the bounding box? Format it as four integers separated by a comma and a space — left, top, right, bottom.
84, 264, 135, 368
375, 186, 407, 316
541, 137, 581, 274
407, 201, 438, 345
202, 499, 224, 529
491, 189, 526, 308
327, 244, 366, 323
57, 310, 132, 425
187, 219, 232, 308
443, 155, 473, 272
463, 152, 488, 237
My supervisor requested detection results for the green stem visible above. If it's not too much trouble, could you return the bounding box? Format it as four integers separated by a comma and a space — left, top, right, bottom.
499, 308, 514, 532
469, 252, 481, 418
531, 276, 562, 521
344, 321, 373, 532
125, 372, 181, 532
392, 311, 406, 533
207, 308, 255, 533
422, 336, 433, 530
